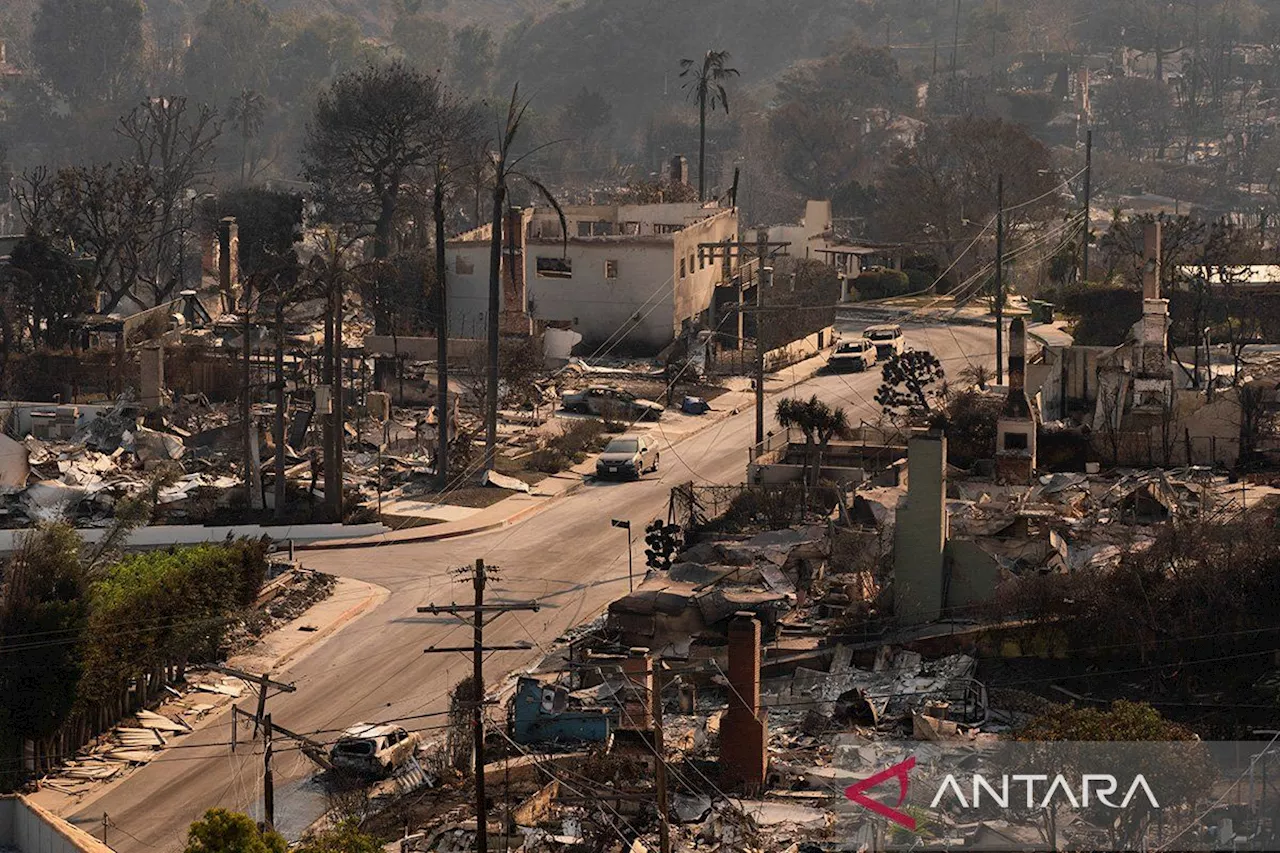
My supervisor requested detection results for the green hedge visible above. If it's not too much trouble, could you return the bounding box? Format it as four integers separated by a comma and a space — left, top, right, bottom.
854, 268, 910, 300
78, 539, 269, 706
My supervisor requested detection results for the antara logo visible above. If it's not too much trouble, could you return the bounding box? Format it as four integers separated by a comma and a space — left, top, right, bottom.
844, 757, 918, 830
929, 773, 1160, 810
845, 758, 1160, 830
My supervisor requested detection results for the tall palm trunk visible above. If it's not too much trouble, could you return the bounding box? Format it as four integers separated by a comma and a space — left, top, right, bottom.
698, 93, 707, 201
484, 178, 507, 472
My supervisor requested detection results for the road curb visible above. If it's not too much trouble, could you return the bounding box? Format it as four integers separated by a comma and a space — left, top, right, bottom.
298, 479, 589, 551
269, 580, 387, 669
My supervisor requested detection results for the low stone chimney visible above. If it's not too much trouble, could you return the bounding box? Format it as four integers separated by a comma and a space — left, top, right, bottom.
218, 217, 239, 314
139, 344, 165, 411
619, 647, 653, 731
720, 613, 767, 793
996, 317, 1037, 484
893, 431, 948, 623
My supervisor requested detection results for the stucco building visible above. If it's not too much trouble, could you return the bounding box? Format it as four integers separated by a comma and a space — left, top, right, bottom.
444, 202, 739, 352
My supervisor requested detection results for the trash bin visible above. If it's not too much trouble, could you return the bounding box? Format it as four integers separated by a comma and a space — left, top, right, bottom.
682, 396, 710, 415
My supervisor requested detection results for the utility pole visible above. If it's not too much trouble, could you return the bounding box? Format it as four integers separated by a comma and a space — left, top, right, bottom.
932, 0, 941, 75
419, 559, 538, 853
995, 173, 1005, 386
204, 664, 295, 738
273, 299, 287, 521
331, 279, 344, 520
434, 161, 450, 491
951, 0, 961, 77
652, 666, 671, 853
242, 301, 255, 508
1081, 128, 1093, 284
755, 227, 768, 446
323, 270, 344, 521
262, 712, 274, 830
698, 232, 790, 447
991, 0, 999, 77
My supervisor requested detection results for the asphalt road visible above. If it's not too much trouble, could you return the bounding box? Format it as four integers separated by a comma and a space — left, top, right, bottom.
69, 320, 994, 850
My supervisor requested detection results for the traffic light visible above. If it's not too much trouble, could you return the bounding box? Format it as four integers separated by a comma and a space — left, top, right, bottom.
643, 519, 682, 571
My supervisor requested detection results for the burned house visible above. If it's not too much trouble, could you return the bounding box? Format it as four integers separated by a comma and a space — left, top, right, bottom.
444, 201, 739, 352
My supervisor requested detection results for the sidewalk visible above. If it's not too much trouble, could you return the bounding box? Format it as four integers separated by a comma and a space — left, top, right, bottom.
30, 573, 388, 817
301, 348, 835, 551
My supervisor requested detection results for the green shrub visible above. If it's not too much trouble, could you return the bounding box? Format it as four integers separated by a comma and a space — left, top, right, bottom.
531, 419, 607, 474
854, 268, 910, 300
550, 419, 605, 460
530, 448, 571, 473
904, 268, 934, 294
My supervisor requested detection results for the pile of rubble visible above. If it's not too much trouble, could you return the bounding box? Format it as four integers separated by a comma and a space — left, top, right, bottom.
39, 676, 236, 798
0, 397, 219, 528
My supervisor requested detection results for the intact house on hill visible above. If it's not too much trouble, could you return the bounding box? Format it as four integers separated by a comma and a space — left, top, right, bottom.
443, 202, 740, 353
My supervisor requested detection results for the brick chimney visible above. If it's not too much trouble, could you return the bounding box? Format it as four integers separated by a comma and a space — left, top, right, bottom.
670, 155, 689, 186
1142, 220, 1162, 301
500, 207, 532, 335
218, 217, 239, 314
720, 613, 767, 793
618, 647, 653, 731
996, 317, 1036, 484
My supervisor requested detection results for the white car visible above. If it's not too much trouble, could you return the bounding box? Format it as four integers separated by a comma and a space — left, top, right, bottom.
329, 723, 419, 777
865, 324, 906, 359
827, 338, 877, 372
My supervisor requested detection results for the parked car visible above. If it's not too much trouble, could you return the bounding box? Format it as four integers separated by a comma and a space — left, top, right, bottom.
561, 385, 664, 421
865, 324, 906, 358
595, 434, 659, 480
827, 338, 877, 372
329, 723, 419, 778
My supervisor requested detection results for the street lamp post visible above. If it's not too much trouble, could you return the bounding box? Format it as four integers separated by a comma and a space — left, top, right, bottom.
611, 519, 633, 591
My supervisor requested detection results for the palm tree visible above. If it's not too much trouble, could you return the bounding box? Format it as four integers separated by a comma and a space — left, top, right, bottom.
227, 88, 266, 186
482, 85, 566, 471
679, 50, 739, 201
776, 395, 852, 485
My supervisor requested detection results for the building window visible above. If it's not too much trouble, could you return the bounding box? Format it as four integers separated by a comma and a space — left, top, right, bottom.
577, 220, 615, 237
605, 259, 619, 279
699, 250, 705, 270
679, 258, 686, 279
536, 257, 573, 278
689, 254, 695, 274
454, 255, 475, 275
654, 224, 682, 235
1003, 432, 1029, 451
